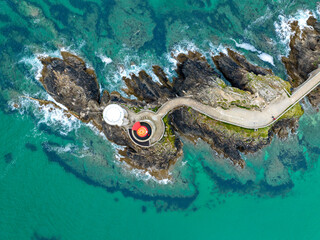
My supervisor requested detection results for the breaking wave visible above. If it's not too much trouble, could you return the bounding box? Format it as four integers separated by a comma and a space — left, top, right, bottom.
15, 96, 81, 136
274, 9, 316, 54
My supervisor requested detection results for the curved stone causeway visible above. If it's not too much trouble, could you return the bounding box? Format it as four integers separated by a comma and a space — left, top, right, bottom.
119, 68, 320, 147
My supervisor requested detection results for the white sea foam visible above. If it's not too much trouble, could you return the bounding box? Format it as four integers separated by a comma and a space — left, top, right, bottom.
170, 40, 200, 57
86, 122, 108, 141
96, 52, 113, 65
258, 52, 275, 66
112, 50, 162, 86
208, 42, 228, 55
231, 39, 275, 66
46, 95, 68, 110
317, 2, 320, 17
274, 9, 315, 47
161, 41, 200, 80
18, 96, 81, 135
37, 103, 81, 135
19, 55, 44, 81
47, 143, 93, 159
232, 39, 258, 52
118, 160, 172, 185
19, 47, 67, 81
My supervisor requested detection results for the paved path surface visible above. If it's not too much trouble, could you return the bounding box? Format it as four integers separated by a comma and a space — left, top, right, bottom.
124, 68, 320, 146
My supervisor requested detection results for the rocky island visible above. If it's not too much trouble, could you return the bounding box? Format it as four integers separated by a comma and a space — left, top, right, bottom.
33, 16, 320, 181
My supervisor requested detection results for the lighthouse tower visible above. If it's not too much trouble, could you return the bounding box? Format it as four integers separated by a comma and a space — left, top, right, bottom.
103, 104, 128, 126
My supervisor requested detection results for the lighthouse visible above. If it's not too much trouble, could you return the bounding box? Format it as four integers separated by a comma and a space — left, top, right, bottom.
103, 104, 128, 126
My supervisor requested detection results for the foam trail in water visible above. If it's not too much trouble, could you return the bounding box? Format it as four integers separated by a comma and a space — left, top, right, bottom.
19, 56, 43, 81
231, 39, 275, 66
96, 52, 113, 65
251, 7, 273, 26
37, 104, 81, 135
258, 52, 275, 66
232, 39, 258, 52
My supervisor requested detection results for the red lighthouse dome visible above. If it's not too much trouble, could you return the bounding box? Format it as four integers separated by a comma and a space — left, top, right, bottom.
137, 125, 148, 138
132, 121, 152, 141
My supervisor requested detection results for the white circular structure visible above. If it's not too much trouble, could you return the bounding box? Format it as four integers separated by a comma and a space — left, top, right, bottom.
103, 104, 127, 126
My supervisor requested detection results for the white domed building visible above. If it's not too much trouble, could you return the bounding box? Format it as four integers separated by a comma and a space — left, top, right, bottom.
103, 104, 128, 126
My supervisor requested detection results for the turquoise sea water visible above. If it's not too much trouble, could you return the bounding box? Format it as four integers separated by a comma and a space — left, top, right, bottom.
1, 0, 320, 239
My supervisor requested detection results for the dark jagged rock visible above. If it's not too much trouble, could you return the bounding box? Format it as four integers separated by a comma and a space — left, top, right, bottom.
122, 70, 175, 103
173, 51, 220, 96
39, 51, 100, 122
152, 66, 172, 89
213, 49, 272, 91
271, 118, 299, 140
282, 16, 320, 106
227, 49, 272, 76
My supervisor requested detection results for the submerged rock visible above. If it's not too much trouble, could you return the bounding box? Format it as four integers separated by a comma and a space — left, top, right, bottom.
265, 157, 291, 187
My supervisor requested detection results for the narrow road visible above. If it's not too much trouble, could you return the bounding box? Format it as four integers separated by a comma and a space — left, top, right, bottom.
125, 68, 320, 145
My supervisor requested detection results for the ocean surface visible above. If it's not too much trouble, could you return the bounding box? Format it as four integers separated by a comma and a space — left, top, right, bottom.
1, 0, 320, 239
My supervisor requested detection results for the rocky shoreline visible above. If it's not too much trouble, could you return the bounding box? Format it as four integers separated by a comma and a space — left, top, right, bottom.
282, 16, 320, 107
33, 17, 320, 180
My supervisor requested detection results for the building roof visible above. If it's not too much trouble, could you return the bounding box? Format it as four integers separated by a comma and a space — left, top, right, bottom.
103, 104, 126, 126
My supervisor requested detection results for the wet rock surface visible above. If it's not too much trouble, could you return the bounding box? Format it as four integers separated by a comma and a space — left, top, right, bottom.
172, 51, 221, 96
282, 16, 320, 107
213, 48, 272, 91
39, 52, 101, 122
122, 70, 175, 103
265, 157, 291, 187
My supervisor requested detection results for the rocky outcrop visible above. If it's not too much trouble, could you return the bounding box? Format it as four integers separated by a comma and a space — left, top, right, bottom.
38, 52, 183, 178
122, 70, 175, 103
271, 118, 299, 140
282, 16, 320, 106
213, 48, 272, 91
39, 52, 101, 122
172, 51, 221, 96
36, 48, 304, 175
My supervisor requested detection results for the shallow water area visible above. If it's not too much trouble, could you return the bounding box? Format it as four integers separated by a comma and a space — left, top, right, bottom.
1, 0, 320, 239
